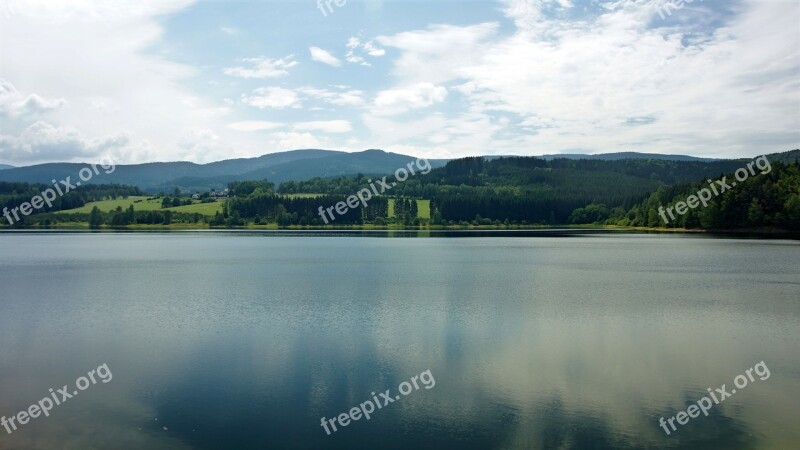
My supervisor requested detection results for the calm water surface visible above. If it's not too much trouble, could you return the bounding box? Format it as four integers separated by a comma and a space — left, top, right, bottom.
0, 232, 798, 449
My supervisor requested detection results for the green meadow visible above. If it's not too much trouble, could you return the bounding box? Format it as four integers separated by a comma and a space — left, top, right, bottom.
388, 199, 430, 219
54, 194, 431, 219
282, 193, 324, 199
53, 195, 430, 222
57, 196, 224, 216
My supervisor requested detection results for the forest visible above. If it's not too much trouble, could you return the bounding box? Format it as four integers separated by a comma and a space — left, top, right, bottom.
1, 183, 142, 227
608, 161, 800, 230
266, 152, 800, 229
2, 151, 798, 231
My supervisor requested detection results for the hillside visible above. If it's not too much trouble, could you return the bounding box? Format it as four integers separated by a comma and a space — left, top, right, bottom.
3, 149, 798, 230
5, 148, 791, 195
0, 149, 448, 193
228, 149, 799, 227
610, 157, 800, 230
537, 152, 719, 162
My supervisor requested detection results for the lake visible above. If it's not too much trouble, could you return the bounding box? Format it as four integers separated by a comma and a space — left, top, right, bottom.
0, 231, 798, 449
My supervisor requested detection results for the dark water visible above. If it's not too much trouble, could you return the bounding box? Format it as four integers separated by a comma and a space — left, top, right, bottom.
0, 232, 798, 449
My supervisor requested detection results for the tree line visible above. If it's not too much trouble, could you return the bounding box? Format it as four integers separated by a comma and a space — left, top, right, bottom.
1, 183, 142, 227
606, 161, 800, 230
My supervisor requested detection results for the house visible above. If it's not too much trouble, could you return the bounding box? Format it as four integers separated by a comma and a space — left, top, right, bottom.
210, 188, 231, 199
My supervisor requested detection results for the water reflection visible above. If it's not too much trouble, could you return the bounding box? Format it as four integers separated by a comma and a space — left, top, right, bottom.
0, 233, 797, 449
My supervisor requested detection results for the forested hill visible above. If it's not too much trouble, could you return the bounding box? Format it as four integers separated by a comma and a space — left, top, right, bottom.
0, 149, 448, 193
0, 182, 142, 226
536, 152, 718, 162
609, 159, 800, 230
3, 150, 797, 230
277, 151, 799, 225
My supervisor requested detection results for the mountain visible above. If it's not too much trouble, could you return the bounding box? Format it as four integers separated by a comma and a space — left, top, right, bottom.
0, 164, 14, 170
0, 149, 448, 193
765, 149, 800, 164
613, 152, 800, 230
3, 148, 792, 195
273, 149, 800, 226
537, 152, 719, 162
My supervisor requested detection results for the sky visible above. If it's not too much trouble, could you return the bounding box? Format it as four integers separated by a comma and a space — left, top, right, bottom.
0, 0, 798, 166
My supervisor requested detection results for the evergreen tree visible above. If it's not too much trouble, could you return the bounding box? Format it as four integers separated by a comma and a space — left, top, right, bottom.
88, 206, 103, 228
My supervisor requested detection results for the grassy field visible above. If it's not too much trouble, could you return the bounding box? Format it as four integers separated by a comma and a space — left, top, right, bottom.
388, 199, 430, 219
55, 195, 429, 220
167, 201, 224, 215
56, 196, 223, 216
281, 193, 323, 199
56, 196, 159, 213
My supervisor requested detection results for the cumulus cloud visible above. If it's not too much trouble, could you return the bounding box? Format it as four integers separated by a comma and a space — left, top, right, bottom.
2, 0, 796, 163
0, 0, 253, 164
373, 83, 448, 115
223, 56, 298, 79
177, 128, 222, 162
296, 86, 366, 107
309, 47, 342, 67
0, 79, 65, 118
500, 0, 575, 32
372, 0, 800, 156
272, 131, 320, 150
0, 121, 129, 163
376, 23, 498, 84
363, 41, 386, 57
294, 120, 352, 133
242, 87, 301, 109
227, 121, 284, 131
345, 37, 386, 66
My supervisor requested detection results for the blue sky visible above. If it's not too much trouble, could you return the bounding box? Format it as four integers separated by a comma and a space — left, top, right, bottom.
0, 0, 798, 165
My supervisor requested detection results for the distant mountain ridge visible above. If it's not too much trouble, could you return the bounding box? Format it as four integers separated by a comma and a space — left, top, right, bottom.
537, 152, 719, 162
1, 148, 795, 193
0, 149, 448, 193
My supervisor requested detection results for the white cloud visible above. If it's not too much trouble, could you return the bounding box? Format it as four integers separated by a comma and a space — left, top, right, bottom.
223, 56, 298, 79
0, 79, 65, 118
227, 121, 284, 131
500, 0, 575, 32
376, 23, 499, 84
309, 47, 342, 67
0, 0, 256, 164
294, 120, 352, 133
363, 41, 386, 57
360, 111, 511, 159
272, 131, 320, 150
345, 37, 386, 66
373, 83, 448, 115
242, 87, 301, 109
296, 87, 366, 107
1, 0, 797, 164
177, 127, 223, 162
0, 121, 130, 163
374, 0, 800, 156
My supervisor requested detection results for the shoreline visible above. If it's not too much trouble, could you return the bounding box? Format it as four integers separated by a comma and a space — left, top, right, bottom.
1, 223, 797, 238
